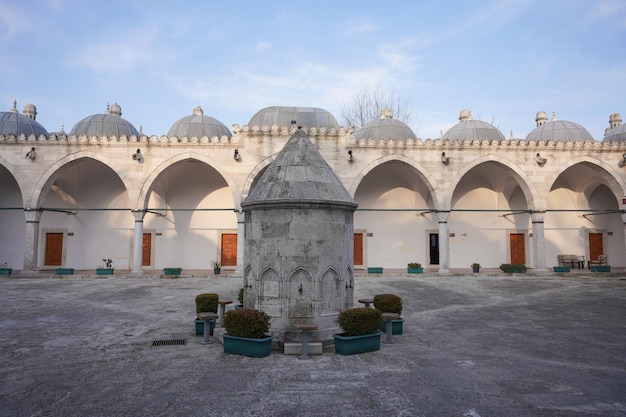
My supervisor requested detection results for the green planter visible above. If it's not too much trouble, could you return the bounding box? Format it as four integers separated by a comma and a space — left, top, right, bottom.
380, 318, 404, 335
96, 268, 114, 275
0, 268, 13, 275
55, 268, 74, 275
163, 267, 182, 275
333, 332, 381, 355
367, 267, 383, 274
553, 266, 570, 273
407, 267, 423, 274
591, 265, 611, 272
194, 318, 216, 336
222, 334, 273, 358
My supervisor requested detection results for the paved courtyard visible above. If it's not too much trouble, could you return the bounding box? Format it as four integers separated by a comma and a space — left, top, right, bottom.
1, 271, 625, 416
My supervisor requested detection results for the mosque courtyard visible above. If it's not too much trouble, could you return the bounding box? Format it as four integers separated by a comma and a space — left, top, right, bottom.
1, 271, 625, 417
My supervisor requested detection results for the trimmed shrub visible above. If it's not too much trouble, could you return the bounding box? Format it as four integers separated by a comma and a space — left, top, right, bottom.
224, 308, 271, 338
373, 293, 403, 315
337, 308, 382, 336
195, 293, 219, 314
499, 264, 527, 273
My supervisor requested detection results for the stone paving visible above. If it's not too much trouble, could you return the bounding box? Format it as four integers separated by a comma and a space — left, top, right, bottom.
1, 271, 625, 416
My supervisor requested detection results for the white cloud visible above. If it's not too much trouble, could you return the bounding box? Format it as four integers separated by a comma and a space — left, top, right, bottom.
0, 4, 30, 40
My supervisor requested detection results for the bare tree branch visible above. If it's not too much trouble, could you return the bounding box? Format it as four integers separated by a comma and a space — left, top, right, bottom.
340, 87, 414, 130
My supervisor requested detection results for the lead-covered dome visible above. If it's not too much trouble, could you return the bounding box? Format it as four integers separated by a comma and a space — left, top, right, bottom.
524, 111, 594, 142
603, 113, 625, 143
70, 103, 140, 137
0, 101, 48, 137
248, 106, 338, 128
167, 106, 231, 139
441, 109, 505, 141
354, 108, 417, 140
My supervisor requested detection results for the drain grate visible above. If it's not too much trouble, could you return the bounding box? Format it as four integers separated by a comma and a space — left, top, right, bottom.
151, 339, 187, 347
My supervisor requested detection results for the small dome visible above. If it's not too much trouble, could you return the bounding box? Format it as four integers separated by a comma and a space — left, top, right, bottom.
524, 112, 594, 142
353, 109, 417, 140
70, 103, 140, 137
441, 109, 505, 141
248, 106, 338, 128
0, 101, 48, 136
167, 106, 231, 139
604, 123, 626, 143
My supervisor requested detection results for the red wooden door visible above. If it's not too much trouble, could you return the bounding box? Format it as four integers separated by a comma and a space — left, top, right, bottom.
221, 234, 237, 267
142, 233, 151, 266
509, 233, 525, 264
588, 233, 603, 262
45, 232, 63, 266
354, 233, 363, 265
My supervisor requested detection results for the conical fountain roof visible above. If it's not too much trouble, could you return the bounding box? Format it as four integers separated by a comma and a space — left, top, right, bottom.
242, 128, 356, 210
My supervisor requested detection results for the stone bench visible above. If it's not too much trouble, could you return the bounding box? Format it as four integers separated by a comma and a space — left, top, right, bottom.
197, 312, 218, 344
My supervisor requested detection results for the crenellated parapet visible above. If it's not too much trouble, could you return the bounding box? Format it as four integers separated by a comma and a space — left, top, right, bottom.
233, 124, 354, 137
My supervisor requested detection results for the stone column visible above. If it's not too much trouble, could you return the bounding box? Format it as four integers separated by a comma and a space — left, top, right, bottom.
131, 210, 146, 274
23, 209, 42, 273
235, 210, 245, 276
531, 211, 547, 272
437, 211, 450, 276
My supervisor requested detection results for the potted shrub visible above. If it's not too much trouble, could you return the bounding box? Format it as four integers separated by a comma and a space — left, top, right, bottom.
333, 307, 382, 355
234, 288, 244, 310
373, 293, 404, 335
194, 293, 218, 336
96, 258, 114, 275
407, 262, 423, 274
0, 262, 12, 275
212, 260, 221, 275
222, 308, 273, 358
163, 267, 182, 275
471, 263, 480, 273
499, 263, 527, 273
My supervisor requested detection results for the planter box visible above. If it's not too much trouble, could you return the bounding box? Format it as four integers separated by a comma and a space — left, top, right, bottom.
96, 268, 114, 275
333, 332, 381, 355
553, 266, 570, 273
591, 265, 611, 272
163, 268, 182, 275
234, 304, 244, 310
0, 268, 13, 275
380, 318, 404, 335
472, 267, 480, 273
222, 334, 273, 358
194, 318, 216, 336
55, 268, 74, 275
367, 267, 383, 274
407, 267, 423, 274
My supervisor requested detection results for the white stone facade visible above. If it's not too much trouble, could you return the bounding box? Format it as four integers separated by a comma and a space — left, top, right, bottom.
1, 107, 625, 273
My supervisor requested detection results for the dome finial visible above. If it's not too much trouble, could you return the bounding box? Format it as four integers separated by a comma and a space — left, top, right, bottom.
193, 105, 204, 116
552, 111, 558, 122
10, 100, 17, 113
105, 102, 110, 113
459, 109, 472, 121
60, 123, 65, 134
380, 108, 392, 119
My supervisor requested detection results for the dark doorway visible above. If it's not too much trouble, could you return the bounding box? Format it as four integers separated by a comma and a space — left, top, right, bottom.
429, 233, 439, 265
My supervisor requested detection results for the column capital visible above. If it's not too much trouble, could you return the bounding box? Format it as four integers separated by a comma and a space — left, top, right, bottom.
131, 209, 147, 221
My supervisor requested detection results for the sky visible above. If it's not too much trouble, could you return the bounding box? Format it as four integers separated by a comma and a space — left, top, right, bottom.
2, 0, 626, 140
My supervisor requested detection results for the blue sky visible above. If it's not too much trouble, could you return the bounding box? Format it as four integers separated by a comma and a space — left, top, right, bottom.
2, 0, 625, 139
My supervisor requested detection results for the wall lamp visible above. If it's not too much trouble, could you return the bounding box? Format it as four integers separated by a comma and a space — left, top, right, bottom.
234, 149, 240, 161
620, 152, 626, 168
348, 150, 353, 162
131, 148, 143, 162
441, 152, 449, 164
25, 147, 36, 160
535, 153, 547, 165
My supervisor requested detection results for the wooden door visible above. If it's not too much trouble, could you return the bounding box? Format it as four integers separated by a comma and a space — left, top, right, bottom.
142, 233, 151, 266
588, 233, 604, 262
353, 233, 363, 265
221, 233, 237, 267
45, 232, 63, 266
509, 233, 526, 264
